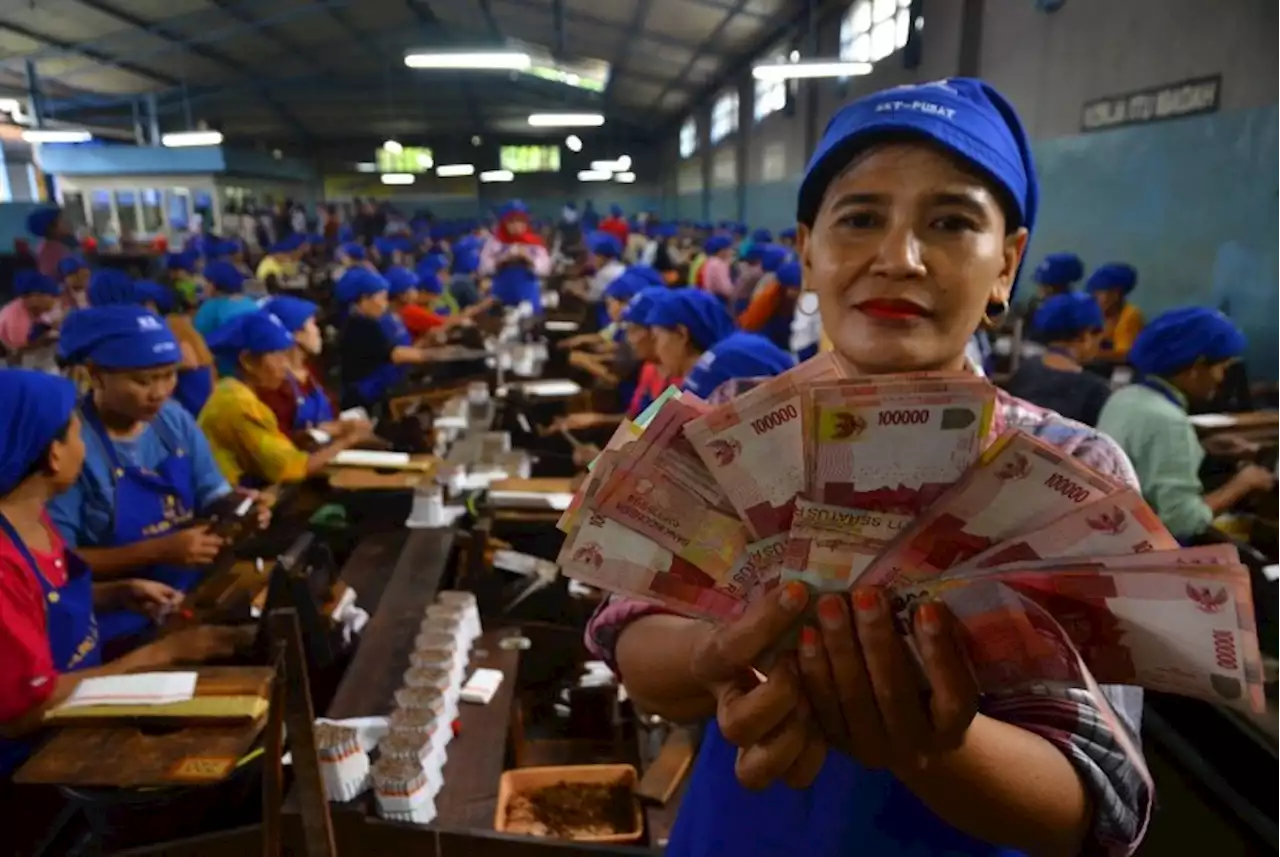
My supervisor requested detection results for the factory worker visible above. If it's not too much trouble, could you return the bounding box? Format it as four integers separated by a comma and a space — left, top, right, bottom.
648, 288, 737, 385
1087, 263, 1145, 362
414, 256, 462, 318
777, 226, 797, 253
0, 271, 61, 370
28, 206, 71, 280
48, 306, 253, 648
738, 258, 803, 352
479, 201, 552, 313
335, 268, 439, 411
255, 234, 307, 294
0, 370, 250, 780
256, 296, 350, 440
166, 250, 203, 308
199, 311, 370, 486
1003, 293, 1113, 426
57, 256, 91, 312
192, 261, 256, 345
566, 231, 627, 322
588, 78, 1154, 857
1098, 307, 1272, 539
698, 234, 735, 302
681, 330, 796, 400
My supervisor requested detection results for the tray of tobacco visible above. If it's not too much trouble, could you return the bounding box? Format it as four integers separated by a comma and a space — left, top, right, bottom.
494, 764, 643, 844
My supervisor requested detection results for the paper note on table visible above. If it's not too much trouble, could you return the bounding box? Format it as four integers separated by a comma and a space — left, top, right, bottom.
519, 380, 582, 398
61, 672, 198, 709
332, 450, 412, 468
1188, 413, 1238, 429
488, 491, 575, 511
544, 320, 580, 332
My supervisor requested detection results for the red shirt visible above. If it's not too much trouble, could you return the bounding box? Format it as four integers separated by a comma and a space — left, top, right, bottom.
255, 370, 336, 433
599, 216, 630, 245
401, 304, 445, 338
0, 515, 67, 723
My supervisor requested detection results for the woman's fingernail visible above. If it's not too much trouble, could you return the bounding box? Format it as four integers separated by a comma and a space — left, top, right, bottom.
853, 588, 880, 616
780, 581, 809, 611
817, 595, 843, 630
799, 626, 818, 657
916, 601, 942, 635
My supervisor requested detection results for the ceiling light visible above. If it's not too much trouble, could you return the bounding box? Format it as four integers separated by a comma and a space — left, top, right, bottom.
415, 151, 434, 169
381, 173, 415, 185
383, 139, 403, 154
616, 154, 632, 171
471, 135, 482, 146
751, 60, 873, 81
436, 163, 476, 177
577, 169, 612, 182
614, 172, 636, 183
590, 159, 622, 172
161, 130, 223, 147
21, 128, 92, 143
479, 169, 514, 183
565, 134, 583, 152
405, 50, 531, 70
529, 113, 605, 128
355, 162, 378, 173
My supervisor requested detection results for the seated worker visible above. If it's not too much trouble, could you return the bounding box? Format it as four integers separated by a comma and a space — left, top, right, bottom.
650, 288, 737, 390
1098, 307, 1274, 540
566, 231, 627, 324
738, 255, 801, 351
413, 257, 461, 318
255, 234, 306, 294
335, 241, 374, 278
57, 255, 91, 312
479, 201, 552, 314
681, 330, 796, 401
256, 296, 345, 440
697, 234, 736, 305
1088, 262, 1145, 362
387, 266, 446, 341
1002, 293, 1113, 426
165, 250, 203, 309
193, 260, 256, 345
49, 305, 258, 648
1022, 252, 1084, 340
0, 271, 61, 371
199, 310, 372, 486
565, 271, 647, 388
558, 270, 646, 356
448, 233, 484, 308
335, 268, 441, 411
0, 369, 251, 782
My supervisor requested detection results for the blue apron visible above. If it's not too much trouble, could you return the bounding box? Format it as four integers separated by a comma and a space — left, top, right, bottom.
491, 261, 542, 314
761, 287, 799, 353
0, 514, 101, 775
352, 312, 412, 407
173, 365, 215, 418
289, 373, 334, 431
670, 721, 1025, 856
81, 398, 200, 645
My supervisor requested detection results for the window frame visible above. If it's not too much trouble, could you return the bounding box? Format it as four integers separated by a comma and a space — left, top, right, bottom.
753, 52, 789, 122
679, 117, 698, 159
709, 88, 740, 145
839, 0, 915, 67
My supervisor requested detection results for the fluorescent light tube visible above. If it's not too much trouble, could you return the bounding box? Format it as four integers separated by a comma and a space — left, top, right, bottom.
479, 169, 514, 183
751, 61, 873, 80
590, 159, 622, 172
565, 134, 583, 152
22, 128, 92, 143
529, 113, 605, 128
614, 172, 636, 183
381, 173, 415, 185
406, 51, 531, 70
577, 169, 612, 182
436, 163, 476, 177
383, 139, 403, 153
161, 130, 223, 147
355, 162, 378, 172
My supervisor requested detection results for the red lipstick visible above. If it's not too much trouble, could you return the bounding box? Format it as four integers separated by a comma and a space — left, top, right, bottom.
855, 298, 930, 320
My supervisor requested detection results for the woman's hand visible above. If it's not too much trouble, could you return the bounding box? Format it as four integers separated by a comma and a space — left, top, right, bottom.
797, 589, 979, 773
236, 488, 275, 531
158, 524, 226, 566
689, 581, 828, 790
120, 580, 184, 620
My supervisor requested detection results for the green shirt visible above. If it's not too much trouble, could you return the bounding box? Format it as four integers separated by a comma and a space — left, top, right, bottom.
1096, 380, 1211, 538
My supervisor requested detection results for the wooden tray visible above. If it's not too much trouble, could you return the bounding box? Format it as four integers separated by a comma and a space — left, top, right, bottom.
44, 667, 274, 727
327, 467, 431, 491
494, 764, 643, 844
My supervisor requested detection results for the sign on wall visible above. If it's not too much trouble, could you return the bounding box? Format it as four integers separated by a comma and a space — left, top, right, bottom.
1080, 75, 1221, 132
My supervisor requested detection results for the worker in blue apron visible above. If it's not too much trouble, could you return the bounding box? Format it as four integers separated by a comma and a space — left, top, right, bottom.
263, 295, 335, 431
335, 267, 438, 411
679, 330, 794, 400
49, 305, 235, 649
484, 201, 551, 314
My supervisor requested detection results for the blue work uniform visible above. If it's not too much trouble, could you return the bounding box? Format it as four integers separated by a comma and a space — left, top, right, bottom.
490, 261, 542, 314
289, 373, 335, 430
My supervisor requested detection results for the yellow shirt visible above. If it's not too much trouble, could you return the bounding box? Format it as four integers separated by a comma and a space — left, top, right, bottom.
198, 377, 309, 486
1102, 301, 1145, 360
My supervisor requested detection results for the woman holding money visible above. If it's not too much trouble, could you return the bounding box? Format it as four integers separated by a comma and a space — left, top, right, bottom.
586, 78, 1151, 857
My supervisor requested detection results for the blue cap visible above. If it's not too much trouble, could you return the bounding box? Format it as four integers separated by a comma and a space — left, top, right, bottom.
621, 287, 668, 325
1086, 263, 1137, 295
264, 296, 318, 333
1034, 252, 1084, 288
731, 223, 748, 237
134, 280, 174, 314
271, 234, 306, 254
647, 288, 736, 351
384, 266, 420, 298
627, 265, 666, 288
335, 268, 389, 305
166, 250, 199, 272
59, 305, 179, 369
704, 234, 733, 254
451, 247, 479, 275
205, 310, 295, 358
26, 206, 60, 238
203, 260, 247, 294
57, 256, 87, 278
1032, 293, 1104, 341
374, 236, 397, 256
609, 204, 624, 217
759, 244, 788, 273
14, 270, 59, 297
1129, 307, 1245, 377
603, 272, 643, 304
339, 242, 366, 261
0, 370, 78, 496
798, 78, 1037, 289
499, 200, 529, 219
87, 268, 135, 305
417, 254, 448, 277
588, 231, 623, 259
682, 332, 796, 398
779, 227, 797, 240
751, 228, 773, 243
776, 261, 803, 289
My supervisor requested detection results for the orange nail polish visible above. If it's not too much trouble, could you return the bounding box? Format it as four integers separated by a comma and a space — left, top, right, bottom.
780, 580, 809, 610
799, 626, 818, 656
817, 595, 843, 629
916, 601, 941, 634
853, 588, 880, 614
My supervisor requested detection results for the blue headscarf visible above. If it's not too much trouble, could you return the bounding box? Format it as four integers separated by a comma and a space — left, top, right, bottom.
203, 260, 247, 294
1032, 293, 1104, 341
775, 261, 803, 289
779, 227, 797, 241
335, 268, 389, 305
166, 250, 199, 272
271, 234, 306, 255
628, 265, 666, 288
751, 228, 773, 243
759, 244, 788, 273
339, 242, 366, 261
417, 254, 448, 278
647, 289, 736, 351
1034, 253, 1085, 288
622, 287, 668, 325
798, 78, 1038, 292
451, 245, 480, 275
682, 332, 796, 398
88, 268, 136, 305
0, 369, 78, 496
26, 206, 60, 238
384, 266, 420, 298
1086, 263, 1138, 295
135, 281, 174, 314
264, 296, 318, 333
588, 231, 623, 259
57, 256, 87, 279
1129, 308, 1245, 377
704, 235, 733, 255
14, 270, 59, 297
59, 305, 179, 368
205, 310, 295, 361
603, 271, 644, 304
